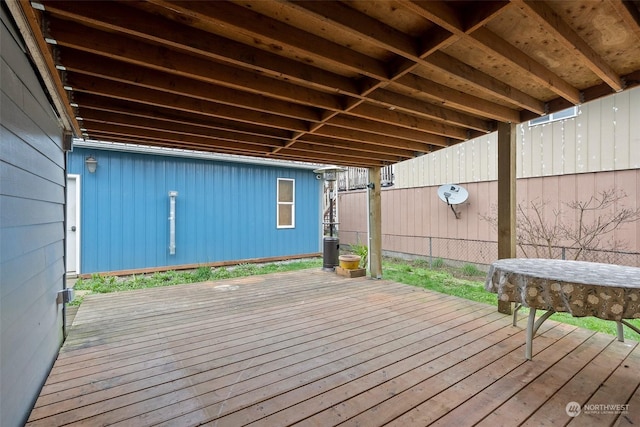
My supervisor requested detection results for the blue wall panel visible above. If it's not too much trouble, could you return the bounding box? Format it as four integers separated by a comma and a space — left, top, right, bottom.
68, 147, 321, 273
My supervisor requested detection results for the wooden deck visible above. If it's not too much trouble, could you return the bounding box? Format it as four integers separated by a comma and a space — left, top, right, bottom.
28, 269, 639, 426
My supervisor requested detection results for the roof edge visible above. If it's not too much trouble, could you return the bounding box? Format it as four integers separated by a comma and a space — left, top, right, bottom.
73, 139, 327, 170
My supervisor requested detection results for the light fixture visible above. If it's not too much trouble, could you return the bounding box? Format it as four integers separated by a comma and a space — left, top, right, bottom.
313, 166, 345, 182
85, 156, 97, 173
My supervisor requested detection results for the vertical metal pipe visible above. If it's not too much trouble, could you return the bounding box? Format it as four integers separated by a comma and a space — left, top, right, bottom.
169, 191, 178, 255
329, 181, 334, 237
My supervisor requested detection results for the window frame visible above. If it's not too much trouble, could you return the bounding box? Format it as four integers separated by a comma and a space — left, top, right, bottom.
276, 178, 295, 229
528, 106, 578, 127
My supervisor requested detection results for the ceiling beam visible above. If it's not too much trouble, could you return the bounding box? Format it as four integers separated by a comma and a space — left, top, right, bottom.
85, 122, 276, 154
47, 17, 344, 111
145, 0, 390, 80
296, 134, 417, 159
49, 18, 470, 144
397, 0, 546, 114
80, 105, 413, 162
427, 51, 546, 115
404, 0, 580, 103
23, 0, 636, 168
42, 0, 361, 96
285, 1, 421, 58
74, 94, 294, 141
348, 103, 468, 141
512, 0, 625, 92
5, 1, 81, 136
327, 116, 449, 148
66, 74, 310, 132
87, 131, 386, 167
394, 74, 521, 122
283, 0, 545, 116
312, 125, 434, 154
59, 49, 323, 123
471, 27, 581, 103
79, 110, 287, 148
367, 90, 493, 133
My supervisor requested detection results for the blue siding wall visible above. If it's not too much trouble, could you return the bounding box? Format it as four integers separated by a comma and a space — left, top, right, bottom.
68, 147, 321, 273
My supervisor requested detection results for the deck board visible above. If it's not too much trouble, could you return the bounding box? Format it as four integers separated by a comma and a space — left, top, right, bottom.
27, 269, 639, 426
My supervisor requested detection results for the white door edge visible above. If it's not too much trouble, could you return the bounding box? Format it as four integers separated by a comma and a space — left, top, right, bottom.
66, 174, 81, 275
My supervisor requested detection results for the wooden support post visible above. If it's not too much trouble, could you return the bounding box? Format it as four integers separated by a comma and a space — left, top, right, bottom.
497, 122, 516, 314
368, 167, 382, 279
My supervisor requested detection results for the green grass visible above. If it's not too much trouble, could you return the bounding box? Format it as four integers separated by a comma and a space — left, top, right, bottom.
382, 260, 497, 305
460, 263, 483, 276
382, 258, 640, 341
431, 257, 445, 268
71, 258, 322, 305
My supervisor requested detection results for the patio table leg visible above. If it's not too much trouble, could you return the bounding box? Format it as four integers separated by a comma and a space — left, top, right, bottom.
525, 308, 554, 360
513, 303, 522, 326
616, 321, 624, 342
618, 320, 640, 341
526, 308, 536, 360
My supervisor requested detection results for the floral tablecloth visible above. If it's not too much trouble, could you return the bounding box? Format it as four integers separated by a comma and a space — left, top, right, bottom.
485, 258, 640, 321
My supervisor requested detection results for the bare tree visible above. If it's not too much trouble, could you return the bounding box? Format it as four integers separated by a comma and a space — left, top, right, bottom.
562, 189, 640, 261
481, 188, 640, 262
515, 199, 563, 258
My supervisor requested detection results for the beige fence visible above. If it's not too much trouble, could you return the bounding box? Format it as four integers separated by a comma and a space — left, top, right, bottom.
339, 231, 640, 268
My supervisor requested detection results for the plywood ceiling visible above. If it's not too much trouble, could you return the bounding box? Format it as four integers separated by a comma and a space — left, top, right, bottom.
14, 0, 640, 167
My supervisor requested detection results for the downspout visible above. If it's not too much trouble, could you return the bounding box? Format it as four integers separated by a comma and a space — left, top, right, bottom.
169, 191, 178, 255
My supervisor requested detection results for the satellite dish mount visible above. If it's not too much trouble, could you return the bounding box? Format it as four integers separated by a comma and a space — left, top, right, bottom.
437, 184, 469, 219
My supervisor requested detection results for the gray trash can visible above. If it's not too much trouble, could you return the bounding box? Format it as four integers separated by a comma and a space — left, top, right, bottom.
323, 236, 339, 271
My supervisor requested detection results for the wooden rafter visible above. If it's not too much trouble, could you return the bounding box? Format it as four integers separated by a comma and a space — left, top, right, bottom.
12, 0, 640, 167
5, 0, 81, 136
145, 0, 390, 80
513, 0, 625, 92
403, 0, 581, 104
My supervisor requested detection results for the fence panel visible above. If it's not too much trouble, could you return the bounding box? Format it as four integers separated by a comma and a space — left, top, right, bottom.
339, 231, 640, 268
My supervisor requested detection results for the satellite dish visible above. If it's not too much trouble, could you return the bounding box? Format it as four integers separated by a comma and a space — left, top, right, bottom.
437, 184, 469, 205
437, 184, 469, 219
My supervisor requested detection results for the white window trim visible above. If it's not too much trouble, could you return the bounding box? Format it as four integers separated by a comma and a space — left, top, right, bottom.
277, 178, 295, 229
528, 106, 578, 127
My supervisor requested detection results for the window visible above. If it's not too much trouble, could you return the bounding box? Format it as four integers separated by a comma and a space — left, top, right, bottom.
528, 106, 578, 127
277, 178, 295, 228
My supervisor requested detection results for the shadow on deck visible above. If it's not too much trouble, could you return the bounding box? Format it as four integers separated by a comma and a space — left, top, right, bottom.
29, 269, 639, 426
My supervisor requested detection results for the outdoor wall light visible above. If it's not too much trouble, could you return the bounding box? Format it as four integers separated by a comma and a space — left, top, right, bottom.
312, 166, 346, 182
85, 155, 97, 173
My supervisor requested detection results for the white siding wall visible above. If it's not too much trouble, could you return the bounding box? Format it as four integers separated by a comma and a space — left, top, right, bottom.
1, 10, 66, 427
394, 86, 640, 188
